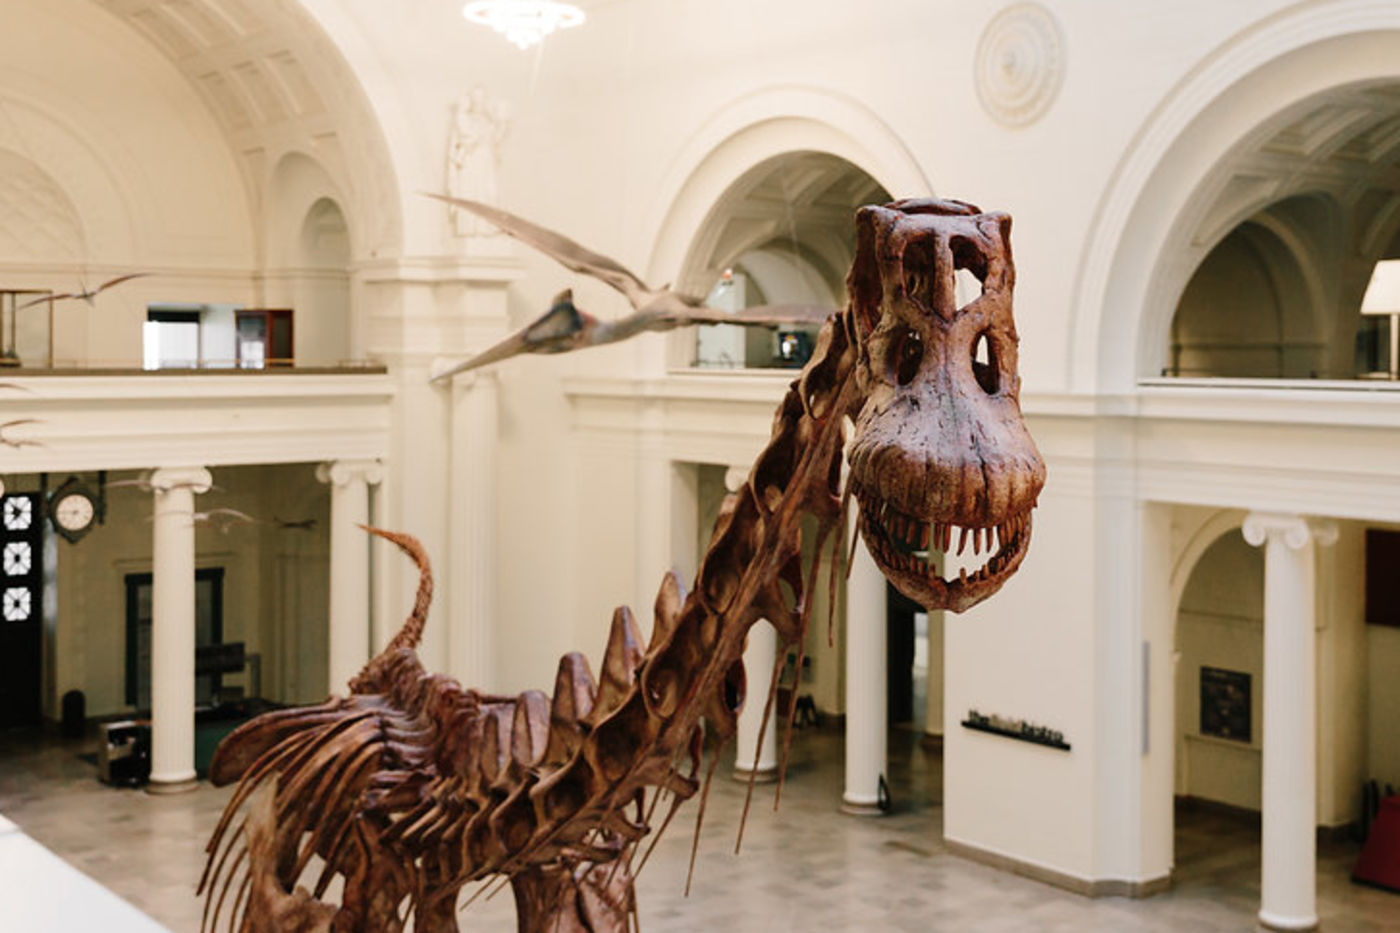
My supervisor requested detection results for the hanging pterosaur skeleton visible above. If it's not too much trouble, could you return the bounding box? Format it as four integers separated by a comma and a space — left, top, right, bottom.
423, 194, 832, 380
202, 195, 1047, 932
14, 273, 150, 311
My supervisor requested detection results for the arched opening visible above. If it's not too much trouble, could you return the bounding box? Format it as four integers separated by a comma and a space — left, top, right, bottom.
294, 197, 352, 365
1175, 528, 1263, 810
1073, 17, 1400, 393
1165, 509, 1398, 917
1167, 197, 1332, 378
679, 151, 888, 369
1151, 81, 1400, 382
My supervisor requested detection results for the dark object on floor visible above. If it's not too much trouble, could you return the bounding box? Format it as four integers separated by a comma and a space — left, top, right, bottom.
1353, 794, 1400, 894
98, 720, 149, 787
1362, 780, 1381, 842
60, 690, 85, 739
794, 695, 819, 728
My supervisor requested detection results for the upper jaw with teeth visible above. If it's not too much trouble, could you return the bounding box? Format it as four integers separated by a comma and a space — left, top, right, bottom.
855, 490, 1032, 611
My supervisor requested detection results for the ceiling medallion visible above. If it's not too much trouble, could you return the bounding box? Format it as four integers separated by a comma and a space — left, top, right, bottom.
974, 3, 1065, 129
462, 0, 586, 50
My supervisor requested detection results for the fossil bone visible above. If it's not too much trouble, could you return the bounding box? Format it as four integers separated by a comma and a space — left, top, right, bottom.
202, 198, 1045, 932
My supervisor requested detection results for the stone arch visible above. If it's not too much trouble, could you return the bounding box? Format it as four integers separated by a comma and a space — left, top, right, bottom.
92, 0, 404, 263
1167, 193, 1340, 378
264, 153, 354, 364
266, 153, 350, 268
1068, 5, 1400, 392
1169, 508, 1247, 617
641, 85, 932, 291
0, 150, 87, 264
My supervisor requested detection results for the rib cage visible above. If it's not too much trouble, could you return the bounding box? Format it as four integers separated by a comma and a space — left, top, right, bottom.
201, 312, 859, 933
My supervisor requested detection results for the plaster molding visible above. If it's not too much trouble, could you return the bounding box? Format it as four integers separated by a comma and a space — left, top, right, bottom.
1241, 512, 1337, 550
355, 254, 524, 286
316, 459, 384, 488
974, 3, 1066, 129
0, 372, 392, 474
148, 466, 213, 495
723, 465, 748, 493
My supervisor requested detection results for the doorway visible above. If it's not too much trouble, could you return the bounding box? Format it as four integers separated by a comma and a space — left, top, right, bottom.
124, 568, 224, 709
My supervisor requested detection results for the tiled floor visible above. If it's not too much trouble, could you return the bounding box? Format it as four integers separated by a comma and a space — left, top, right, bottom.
1, 725, 1396, 931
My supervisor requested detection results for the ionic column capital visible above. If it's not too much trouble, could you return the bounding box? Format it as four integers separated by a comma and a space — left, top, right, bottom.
317, 459, 385, 488
1242, 512, 1338, 551
148, 467, 212, 495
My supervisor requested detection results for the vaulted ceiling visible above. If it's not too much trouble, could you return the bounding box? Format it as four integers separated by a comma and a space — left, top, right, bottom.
93, 0, 401, 256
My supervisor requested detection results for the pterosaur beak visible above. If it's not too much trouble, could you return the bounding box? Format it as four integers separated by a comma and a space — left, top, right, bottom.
429, 290, 585, 384
430, 330, 532, 383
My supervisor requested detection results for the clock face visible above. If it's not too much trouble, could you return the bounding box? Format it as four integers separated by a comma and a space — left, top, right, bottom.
54, 493, 94, 532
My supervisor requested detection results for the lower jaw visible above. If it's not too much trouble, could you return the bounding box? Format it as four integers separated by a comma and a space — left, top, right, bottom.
855, 502, 1028, 612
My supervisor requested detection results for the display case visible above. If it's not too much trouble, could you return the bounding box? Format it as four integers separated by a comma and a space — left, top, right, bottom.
235, 307, 294, 368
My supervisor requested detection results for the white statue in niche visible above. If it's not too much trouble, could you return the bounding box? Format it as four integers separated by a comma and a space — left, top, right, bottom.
447, 87, 510, 237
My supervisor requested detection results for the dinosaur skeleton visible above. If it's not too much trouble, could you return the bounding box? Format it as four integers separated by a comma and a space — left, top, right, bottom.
201, 197, 1046, 932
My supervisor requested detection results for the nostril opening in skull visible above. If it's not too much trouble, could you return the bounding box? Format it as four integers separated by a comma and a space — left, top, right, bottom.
973, 332, 999, 395
889, 327, 924, 386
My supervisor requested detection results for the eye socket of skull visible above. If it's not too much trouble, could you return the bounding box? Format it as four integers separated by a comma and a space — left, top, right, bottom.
847, 206, 887, 339
900, 237, 940, 314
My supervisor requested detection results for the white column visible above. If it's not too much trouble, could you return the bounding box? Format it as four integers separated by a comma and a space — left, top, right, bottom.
448, 369, 498, 691
1242, 512, 1337, 932
147, 466, 212, 794
317, 460, 383, 691
634, 399, 671, 616
727, 466, 778, 782
922, 610, 943, 740
843, 529, 887, 815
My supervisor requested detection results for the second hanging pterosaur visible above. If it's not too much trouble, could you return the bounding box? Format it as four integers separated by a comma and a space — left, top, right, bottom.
424, 193, 834, 381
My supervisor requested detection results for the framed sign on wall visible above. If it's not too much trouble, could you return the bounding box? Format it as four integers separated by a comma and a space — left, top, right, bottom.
1200, 666, 1251, 743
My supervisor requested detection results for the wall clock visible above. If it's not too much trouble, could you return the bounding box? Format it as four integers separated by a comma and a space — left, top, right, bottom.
49, 478, 98, 543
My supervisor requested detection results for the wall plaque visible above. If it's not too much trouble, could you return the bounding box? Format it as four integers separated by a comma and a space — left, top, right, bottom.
1199, 666, 1251, 742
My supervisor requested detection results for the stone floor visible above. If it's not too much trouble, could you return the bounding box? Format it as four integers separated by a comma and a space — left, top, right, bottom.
1, 725, 1396, 931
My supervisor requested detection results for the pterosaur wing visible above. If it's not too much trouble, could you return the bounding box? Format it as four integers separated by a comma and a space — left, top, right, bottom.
423, 194, 653, 308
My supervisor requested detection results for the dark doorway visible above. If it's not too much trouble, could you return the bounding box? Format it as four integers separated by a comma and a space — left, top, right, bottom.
887, 581, 921, 724
0, 493, 43, 727
125, 568, 224, 709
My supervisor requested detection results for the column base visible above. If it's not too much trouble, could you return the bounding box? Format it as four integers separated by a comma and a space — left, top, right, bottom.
146, 775, 199, 795
732, 766, 778, 785
1258, 911, 1318, 932
840, 798, 885, 817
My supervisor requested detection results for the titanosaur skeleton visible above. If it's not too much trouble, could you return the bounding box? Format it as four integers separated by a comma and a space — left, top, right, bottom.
200, 196, 1047, 932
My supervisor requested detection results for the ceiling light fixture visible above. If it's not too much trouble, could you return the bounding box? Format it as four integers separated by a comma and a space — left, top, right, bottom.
462, 0, 586, 50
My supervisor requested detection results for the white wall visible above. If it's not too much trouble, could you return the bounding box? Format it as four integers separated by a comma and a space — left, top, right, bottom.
0, 0, 257, 367
7, 465, 330, 720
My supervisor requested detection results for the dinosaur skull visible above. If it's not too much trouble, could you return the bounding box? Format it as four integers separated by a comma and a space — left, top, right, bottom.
846, 198, 1045, 613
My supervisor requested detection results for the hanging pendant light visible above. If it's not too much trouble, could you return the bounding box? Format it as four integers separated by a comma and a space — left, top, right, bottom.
462, 0, 586, 50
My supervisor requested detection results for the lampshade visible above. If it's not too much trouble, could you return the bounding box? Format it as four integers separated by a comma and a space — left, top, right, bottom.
462, 1, 585, 50
1361, 259, 1400, 316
